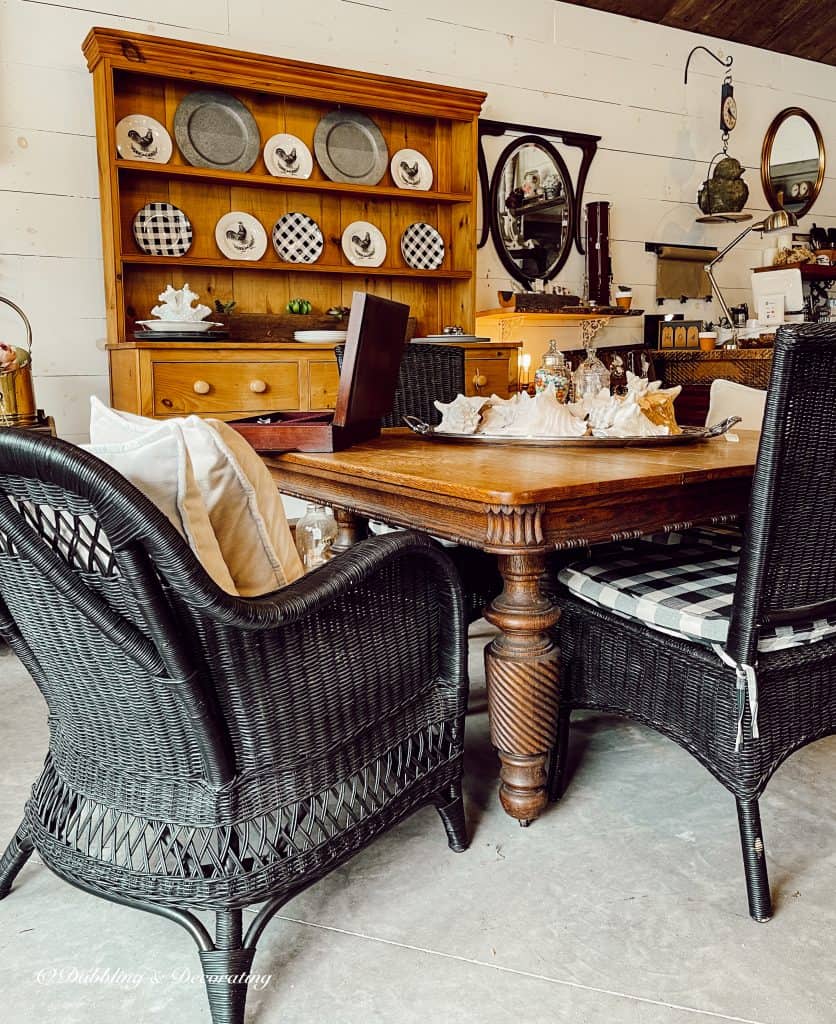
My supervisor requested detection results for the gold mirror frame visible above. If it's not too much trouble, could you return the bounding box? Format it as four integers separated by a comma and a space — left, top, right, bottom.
761, 107, 826, 219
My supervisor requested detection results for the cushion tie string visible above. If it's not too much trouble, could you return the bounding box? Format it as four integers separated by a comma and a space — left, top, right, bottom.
712, 645, 759, 750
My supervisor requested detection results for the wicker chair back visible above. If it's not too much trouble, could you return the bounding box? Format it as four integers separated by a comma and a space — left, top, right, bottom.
0, 429, 234, 799
727, 323, 836, 664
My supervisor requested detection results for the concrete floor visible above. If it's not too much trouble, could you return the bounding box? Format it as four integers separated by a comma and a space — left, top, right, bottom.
0, 626, 833, 1024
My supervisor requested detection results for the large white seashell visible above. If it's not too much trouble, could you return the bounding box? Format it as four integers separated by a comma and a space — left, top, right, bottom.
434, 394, 487, 434
477, 393, 522, 433
594, 393, 669, 437
499, 383, 587, 437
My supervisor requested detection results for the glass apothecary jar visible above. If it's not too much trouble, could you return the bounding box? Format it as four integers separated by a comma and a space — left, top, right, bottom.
533, 340, 571, 401
574, 345, 611, 399
295, 504, 338, 571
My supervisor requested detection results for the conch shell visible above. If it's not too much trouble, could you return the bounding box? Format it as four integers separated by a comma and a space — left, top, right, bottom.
505, 385, 587, 437
434, 394, 487, 434
626, 372, 682, 434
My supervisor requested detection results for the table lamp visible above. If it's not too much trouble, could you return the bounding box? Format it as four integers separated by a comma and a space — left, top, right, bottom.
705, 209, 798, 346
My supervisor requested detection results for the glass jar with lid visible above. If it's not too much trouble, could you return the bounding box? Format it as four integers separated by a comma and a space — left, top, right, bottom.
533, 339, 571, 401
574, 345, 611, 400
295, 504, 338, 571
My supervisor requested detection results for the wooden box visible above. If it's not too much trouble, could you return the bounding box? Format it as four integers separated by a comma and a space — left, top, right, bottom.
230, 292, 408, 452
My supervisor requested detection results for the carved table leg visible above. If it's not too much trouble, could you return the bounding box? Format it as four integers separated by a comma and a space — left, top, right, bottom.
483, 550, 560, 826
332, 508, 370, 554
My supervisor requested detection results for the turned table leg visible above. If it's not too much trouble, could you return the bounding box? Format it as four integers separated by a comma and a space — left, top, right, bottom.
332, 508, 370, 554
483, 550, 560, 826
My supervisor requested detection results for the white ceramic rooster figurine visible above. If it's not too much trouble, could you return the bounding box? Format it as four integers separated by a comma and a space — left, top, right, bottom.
151, 283, 211, 323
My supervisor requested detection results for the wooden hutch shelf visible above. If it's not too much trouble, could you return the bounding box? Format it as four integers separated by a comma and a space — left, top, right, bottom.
84, 28, 486, 419
116, 159, 472, 204
121, 255, 472, 280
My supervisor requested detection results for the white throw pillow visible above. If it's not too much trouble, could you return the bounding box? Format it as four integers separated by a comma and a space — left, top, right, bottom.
83, 422, 237, 594
89, 398, 303, 596
706, 379, 767, 432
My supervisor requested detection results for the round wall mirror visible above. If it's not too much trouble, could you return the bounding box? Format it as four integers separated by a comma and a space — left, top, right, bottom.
761, 107, 826, 219
488, 135, 574, 287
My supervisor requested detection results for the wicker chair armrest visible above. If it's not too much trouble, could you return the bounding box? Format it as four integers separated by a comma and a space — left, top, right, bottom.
201, 530, 460, 629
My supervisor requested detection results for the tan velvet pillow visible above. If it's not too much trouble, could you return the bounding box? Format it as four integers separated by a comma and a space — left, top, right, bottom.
89, 398, 303, 596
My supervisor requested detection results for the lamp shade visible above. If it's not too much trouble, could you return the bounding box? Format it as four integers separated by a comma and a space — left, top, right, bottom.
757, 209, 799, 234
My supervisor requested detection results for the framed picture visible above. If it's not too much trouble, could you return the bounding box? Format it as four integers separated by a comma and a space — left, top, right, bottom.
658, 319, 701, 349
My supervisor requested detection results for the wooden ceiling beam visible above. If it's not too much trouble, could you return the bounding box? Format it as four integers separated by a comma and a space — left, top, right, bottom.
558, 0, 836, 66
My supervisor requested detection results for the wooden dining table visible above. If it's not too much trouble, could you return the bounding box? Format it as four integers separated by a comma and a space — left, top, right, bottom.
264, 429, 761, 827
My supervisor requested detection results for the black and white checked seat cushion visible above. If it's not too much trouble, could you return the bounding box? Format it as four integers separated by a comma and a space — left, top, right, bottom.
558, 527, 836, 654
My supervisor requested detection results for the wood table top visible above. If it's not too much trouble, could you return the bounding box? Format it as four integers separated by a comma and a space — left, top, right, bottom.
266, 429, 761, 506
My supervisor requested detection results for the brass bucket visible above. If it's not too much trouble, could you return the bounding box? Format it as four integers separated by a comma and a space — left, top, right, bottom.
0, 296, 38, 427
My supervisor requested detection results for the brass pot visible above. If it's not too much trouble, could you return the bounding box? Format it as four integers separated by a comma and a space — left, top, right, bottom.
0, 296, 38, 426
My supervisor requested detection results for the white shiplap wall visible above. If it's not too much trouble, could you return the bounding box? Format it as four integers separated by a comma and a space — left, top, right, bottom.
1, 0, 835, 440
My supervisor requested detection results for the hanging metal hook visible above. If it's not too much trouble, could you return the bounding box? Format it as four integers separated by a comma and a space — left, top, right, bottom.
684, 45, 733, 84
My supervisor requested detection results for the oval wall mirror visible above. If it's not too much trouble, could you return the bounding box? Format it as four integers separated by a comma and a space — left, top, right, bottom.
761, 107, 826, 219
489, 135, 575, 287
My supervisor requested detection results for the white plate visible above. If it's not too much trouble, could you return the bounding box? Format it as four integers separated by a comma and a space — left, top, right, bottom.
391, 148, 433, 190
214, 212, 267, 261
293, 330, 348, 343
132, 202, 193, 257
263, 133, 313, 179
341, 221, 387, 268
116, 114, 172, 163
136, 320, 223, 333
272, 212, 325, 264
401, 222, 445, 270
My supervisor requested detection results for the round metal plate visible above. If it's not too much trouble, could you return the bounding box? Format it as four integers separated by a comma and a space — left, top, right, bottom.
314, 109, 388, 185
174, 90, 261, 172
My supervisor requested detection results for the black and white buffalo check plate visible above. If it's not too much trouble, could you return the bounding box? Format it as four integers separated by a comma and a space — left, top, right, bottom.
400, 222, 444, 270
132, 202, 193, 257
272, 212, 324, 264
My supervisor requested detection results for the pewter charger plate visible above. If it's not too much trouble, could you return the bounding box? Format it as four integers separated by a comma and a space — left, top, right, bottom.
403, 416, 741, 448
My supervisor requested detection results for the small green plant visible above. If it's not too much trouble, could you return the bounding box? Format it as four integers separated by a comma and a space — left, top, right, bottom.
214, 299, 237, 315
287, 298, 312, 315
327, 305, 351, 321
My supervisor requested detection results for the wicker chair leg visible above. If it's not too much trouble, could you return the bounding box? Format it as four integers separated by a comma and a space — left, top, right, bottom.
433, 782, 469, 853
0, 823, 34, 899
736, 798, 772, 923
547, 708, 572, 803
200, 911, 257, 1024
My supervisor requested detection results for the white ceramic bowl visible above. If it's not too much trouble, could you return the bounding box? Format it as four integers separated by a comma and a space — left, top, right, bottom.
136, 320, 223, 333
293, 330, 348, 343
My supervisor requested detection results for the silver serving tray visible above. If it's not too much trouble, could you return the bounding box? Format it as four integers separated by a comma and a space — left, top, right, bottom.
403, 415, 741, 448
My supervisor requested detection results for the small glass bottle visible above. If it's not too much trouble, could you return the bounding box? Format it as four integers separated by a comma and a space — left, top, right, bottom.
574, 344, 611, 399
295, 504, 338, 571
533, 339, 571, 401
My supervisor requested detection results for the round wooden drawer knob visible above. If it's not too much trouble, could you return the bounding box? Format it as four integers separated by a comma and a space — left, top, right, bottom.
249, 379, 268, 394
192, 380, 210, 395
472, 371, 488, 388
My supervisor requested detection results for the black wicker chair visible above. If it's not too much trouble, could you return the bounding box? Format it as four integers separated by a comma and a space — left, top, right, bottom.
547, 322, 836, 922
0, 429, 469, 1022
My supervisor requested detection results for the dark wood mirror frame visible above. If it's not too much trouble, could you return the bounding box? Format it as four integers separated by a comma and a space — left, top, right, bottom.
477, 119, 600, 287
761, 107, 826, 219
488, 134, 576, 287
